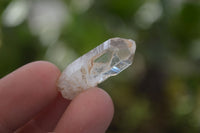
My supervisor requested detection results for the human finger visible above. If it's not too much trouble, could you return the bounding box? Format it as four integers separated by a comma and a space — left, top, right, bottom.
55, 88, 114, 133
0, 61, 60, 132
16, 94, 70, 133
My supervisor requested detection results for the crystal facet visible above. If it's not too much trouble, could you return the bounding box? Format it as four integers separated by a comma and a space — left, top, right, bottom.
57, 37, 136, 99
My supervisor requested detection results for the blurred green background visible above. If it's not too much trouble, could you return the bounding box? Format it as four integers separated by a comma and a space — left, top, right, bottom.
0, 0, 200, 132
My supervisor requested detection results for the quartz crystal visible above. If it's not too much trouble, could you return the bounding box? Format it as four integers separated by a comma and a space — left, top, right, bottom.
57, 37, 136, 99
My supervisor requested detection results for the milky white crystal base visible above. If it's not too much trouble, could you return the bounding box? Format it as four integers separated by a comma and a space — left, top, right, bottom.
57, 37, 136, 99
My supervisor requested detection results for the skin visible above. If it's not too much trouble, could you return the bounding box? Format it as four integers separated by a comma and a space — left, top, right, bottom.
0, 61, 114, 133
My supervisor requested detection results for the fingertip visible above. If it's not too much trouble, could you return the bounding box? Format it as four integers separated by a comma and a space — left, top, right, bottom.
83, 87, 114, 131
25, 61, 61, 97
55, 87, 114, 133
30, 61, 60, 75
78, 87, 114, 119
20, 61, 60, 98
27, 61, 61, 83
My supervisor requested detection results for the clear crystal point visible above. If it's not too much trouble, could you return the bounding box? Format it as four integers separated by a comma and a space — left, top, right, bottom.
57, 37, 136, 99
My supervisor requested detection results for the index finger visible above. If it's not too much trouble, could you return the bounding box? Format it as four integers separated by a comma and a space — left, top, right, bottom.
0, 61, 60, 132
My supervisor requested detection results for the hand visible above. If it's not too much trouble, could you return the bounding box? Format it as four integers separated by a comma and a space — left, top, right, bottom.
0, 61, 114, 133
